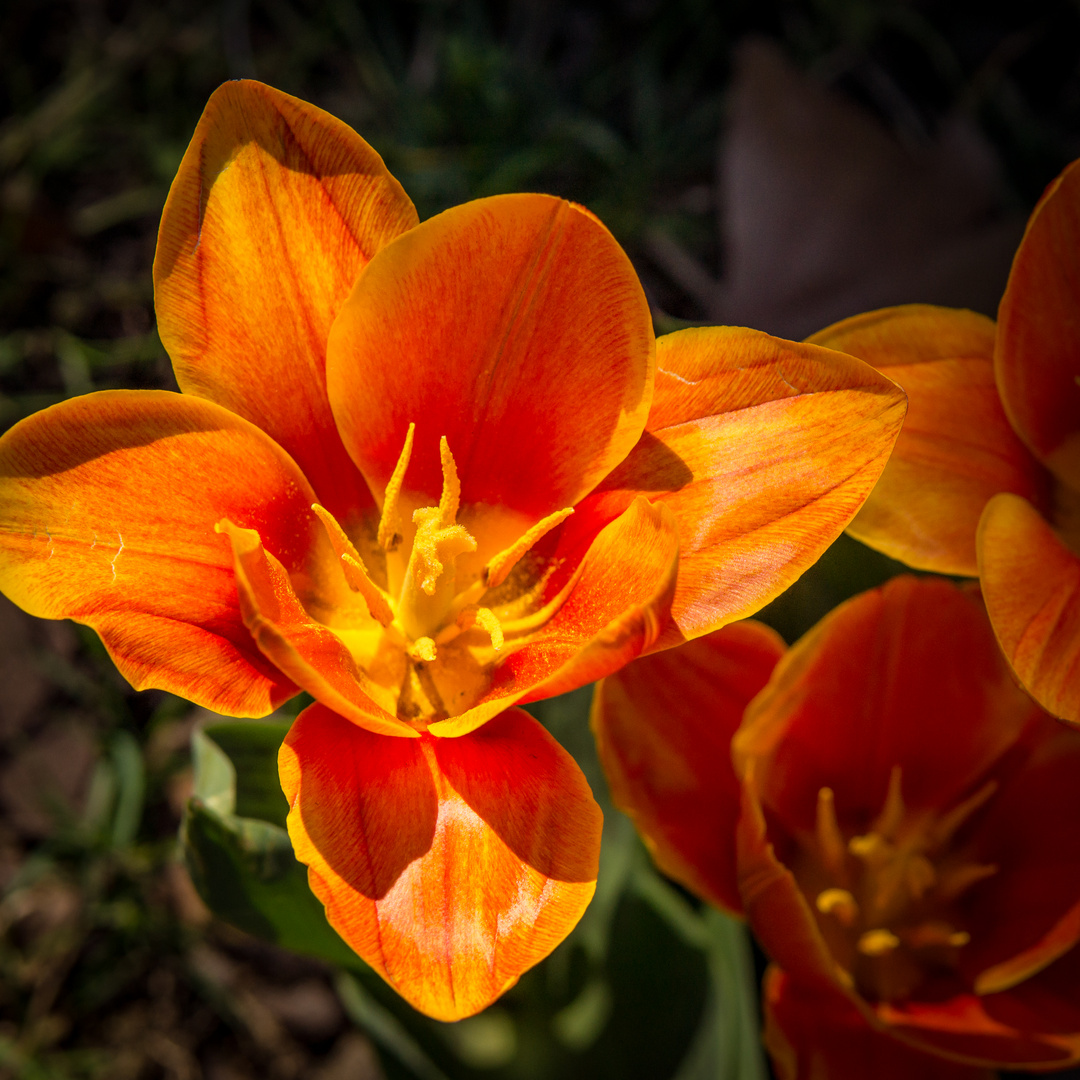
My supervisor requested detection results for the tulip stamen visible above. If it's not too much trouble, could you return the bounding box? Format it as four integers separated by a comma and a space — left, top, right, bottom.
905, 921, 971, 950
377, 422, 415, 552
395, 436, 479, 645
929, 779, 998, 849
936, 861, 998, 901
409, 637, 437, 663
815, 787, 848, 880
875, 765, 905, 840
816, 887, 859, 926
857, 929, 900, 956
311, 503, 394, 627
473, 607, 504, 651
484, 507, 574, 589
803, 762, 993, 1003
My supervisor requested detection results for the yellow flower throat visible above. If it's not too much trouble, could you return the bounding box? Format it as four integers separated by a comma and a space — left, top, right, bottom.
309, 424, 573, 725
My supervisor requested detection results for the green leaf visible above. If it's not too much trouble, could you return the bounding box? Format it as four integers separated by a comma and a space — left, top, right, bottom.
191, 720, 292, 826
182, 720, 365, 973
634, 862, 767, 1080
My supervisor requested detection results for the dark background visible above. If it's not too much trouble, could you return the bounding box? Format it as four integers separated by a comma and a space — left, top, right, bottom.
2, 2, 1079, 1077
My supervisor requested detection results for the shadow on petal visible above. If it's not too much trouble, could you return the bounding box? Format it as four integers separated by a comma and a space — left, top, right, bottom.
281, 704, 438, 900
280, 704, 601, 1020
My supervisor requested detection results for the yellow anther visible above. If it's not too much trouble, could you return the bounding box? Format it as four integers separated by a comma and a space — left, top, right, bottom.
311, 504, 394, 627
484, 507, 574, 590
857, 929, 900, 956
849, 833, 889, 860
816, 888, 859, 927
377, 422, 415, 551
905, 922, 971, 949
409, 637, 437, 663
815, 787, 848, 878
473, 607, 504, 651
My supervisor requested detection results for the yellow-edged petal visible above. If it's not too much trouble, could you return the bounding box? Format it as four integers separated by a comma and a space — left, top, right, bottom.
0, 390, 316, 715
280, 703, 602, 1020
809, 304, 1047, 576
155, 79, 418, 524
575, 327, 907, 646
995, 159, 1080, 489
216, 519, 416, 738
978, 492, 1080, 724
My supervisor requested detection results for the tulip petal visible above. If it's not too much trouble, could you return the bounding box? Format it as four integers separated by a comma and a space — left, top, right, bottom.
764, 968, 996, 1080
980, 946, 1080, 1046
0, 390, 326, 715
575, 327, 906, 646
808, 305, 1048, 576
978, 492, 1080, 724
733, 577, 1037, 833
736, 766, 851, 992
216, 520, 415, 739
960, 717, 1080, 990
427, 496, 679, 738
995, 159, 1080, 488
326, 193, 654, 522
591, 620, 784, 914
279, 703, 602, 1021
155, 80, 418, 524
876, 992, 1080, 1069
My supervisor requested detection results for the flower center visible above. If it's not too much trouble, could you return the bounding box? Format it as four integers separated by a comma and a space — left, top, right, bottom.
800, 767, 998, 1003
310, 424, 572, 726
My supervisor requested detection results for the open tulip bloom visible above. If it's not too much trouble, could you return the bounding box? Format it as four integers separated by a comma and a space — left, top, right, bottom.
594, 576, 1080, 1076
0, 81, 905, 1020
809, 155, 1080, 727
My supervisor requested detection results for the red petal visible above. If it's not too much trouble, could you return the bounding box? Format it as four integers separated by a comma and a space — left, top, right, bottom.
0, 390, 319, 715
978, 492, 1080, 724
326, 194, 653, 522
995, 158, 1080, 488
809, 304, 1048, 576
960, 716, 1080, 990
733, 576, 1035, 834
764, 968, 996, 1080
980, 945, 1080, 1044
876, 993, 1080, 1069
155, 80, 418, 523
592, 620, 784, 913
279, 703, 602, 1020
736, 767, 850, 992
575, 326, 906, 645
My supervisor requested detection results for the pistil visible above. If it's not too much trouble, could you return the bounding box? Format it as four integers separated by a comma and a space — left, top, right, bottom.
396, 437, 479, 642
306, 423, 583, 722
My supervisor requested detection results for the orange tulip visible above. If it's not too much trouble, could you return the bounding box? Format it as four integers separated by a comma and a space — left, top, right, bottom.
0, 81, 905, 1019
594, 576, 1080, 1075
809, 157, 1080, 725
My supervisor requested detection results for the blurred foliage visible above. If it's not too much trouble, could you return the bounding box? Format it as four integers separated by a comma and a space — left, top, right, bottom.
3, 1, 1080, 1077
181, 697, 765, 1080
